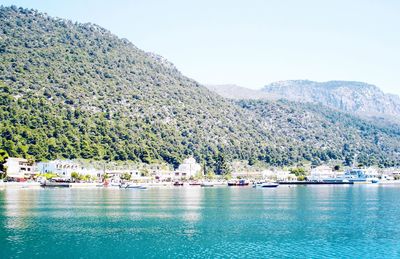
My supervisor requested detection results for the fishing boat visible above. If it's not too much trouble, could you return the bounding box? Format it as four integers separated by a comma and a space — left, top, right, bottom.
173, 181, 184, 186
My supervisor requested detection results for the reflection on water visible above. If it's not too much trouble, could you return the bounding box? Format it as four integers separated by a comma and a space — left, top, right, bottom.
1, 185, 400, 258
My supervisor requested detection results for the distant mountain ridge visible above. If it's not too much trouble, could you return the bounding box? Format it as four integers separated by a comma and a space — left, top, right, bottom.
207, 80, 400, 121
263, 80, 400, 120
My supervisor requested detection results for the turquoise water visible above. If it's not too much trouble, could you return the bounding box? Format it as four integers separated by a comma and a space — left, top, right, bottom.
1, 185, 400, 258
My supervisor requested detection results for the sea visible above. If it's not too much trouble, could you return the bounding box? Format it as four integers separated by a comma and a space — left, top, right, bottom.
0, 185, 400, 258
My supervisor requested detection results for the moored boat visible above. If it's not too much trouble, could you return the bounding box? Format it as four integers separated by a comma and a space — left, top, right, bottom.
228, 179, 249, 186
253, 181, 279, 188
41, 178, 71, 188
201, 182, 214, 187
125, 183, 147, 189
105, 181, 121, 188
324, 169, 379, 184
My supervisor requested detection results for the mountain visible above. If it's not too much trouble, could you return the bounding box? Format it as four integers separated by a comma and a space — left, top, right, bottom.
1, 6, 400, 169
262, 80, 400, 121
208, 81, 400, 122
205, 84, 271, 100
0, 6, 270, 170
237, 99, 400, 167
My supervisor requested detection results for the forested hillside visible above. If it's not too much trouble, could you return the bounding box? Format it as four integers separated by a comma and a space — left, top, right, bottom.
237, 100, 400, 167
1, 6, 400, 169
0, 6, 271, 171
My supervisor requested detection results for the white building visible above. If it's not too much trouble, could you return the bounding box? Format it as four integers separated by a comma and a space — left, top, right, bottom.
309, 165, 334, 181
175, 157, 201, 179
36, 160, 101, 179
4, 157, 35, 179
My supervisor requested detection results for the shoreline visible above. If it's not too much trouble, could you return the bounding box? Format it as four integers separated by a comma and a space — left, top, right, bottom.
1, 181, 400, 190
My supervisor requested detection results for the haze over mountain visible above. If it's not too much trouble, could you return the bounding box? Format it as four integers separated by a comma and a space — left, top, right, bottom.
263, 80, 400, 121
207, 80, 400, 122
1, 6, 400, 169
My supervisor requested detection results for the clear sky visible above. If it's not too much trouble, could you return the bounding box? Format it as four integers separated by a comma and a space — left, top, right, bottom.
2, 0, 400, 94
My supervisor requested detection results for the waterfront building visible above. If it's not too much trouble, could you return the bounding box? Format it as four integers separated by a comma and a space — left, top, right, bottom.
36, 160, 101, 179
378, 168, 400, 180
174, 157, 201, 179
309, 165, 335, 181
153, 170, 175, 181
4, 157, 35, 180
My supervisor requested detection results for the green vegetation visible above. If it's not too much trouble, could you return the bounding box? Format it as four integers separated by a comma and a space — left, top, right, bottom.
290, 167, 307, 177
42, 173, 58, 180
121, 173, 131, 181
1, 6, 400, 171
238, 100, 400, 168
71, 171, 94, 181
0, 7, 271, 173
0, 149, 9, 178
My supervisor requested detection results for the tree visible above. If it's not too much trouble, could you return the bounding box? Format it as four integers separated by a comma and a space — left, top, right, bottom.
121, 173, 131, 181
71, 172, 79, 181
0, 149, 9, 179
290, 167, 306, 176
205, 171, 216, 180
140, 168, 149, 177
297, 175, 306, 181
248, 156, 257, 166
215, 153, 231, 175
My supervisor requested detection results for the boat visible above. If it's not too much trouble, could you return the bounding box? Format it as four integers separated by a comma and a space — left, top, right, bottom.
124, 183, 147, 189
41, 178, 71, 188
228, 179, 249, 186
104, 181, 121, 188
253, 181, 279, 188
189, 181, 201, 186
324, 169, 379, 184
201, 182, 214, 187
173, 181, 184, 186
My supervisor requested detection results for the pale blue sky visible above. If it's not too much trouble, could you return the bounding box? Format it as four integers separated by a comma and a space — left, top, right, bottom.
2, 0, 400, 94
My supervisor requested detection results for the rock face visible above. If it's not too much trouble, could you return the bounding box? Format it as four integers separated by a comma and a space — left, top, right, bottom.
262, 80, 400, 120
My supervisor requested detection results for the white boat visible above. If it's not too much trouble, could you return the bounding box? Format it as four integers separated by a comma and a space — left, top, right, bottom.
124, 183, 147, 189
253, 181, 279, 188
105, 181, 121, 188
324, 169, 379, 184
201, 182, 214, 187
